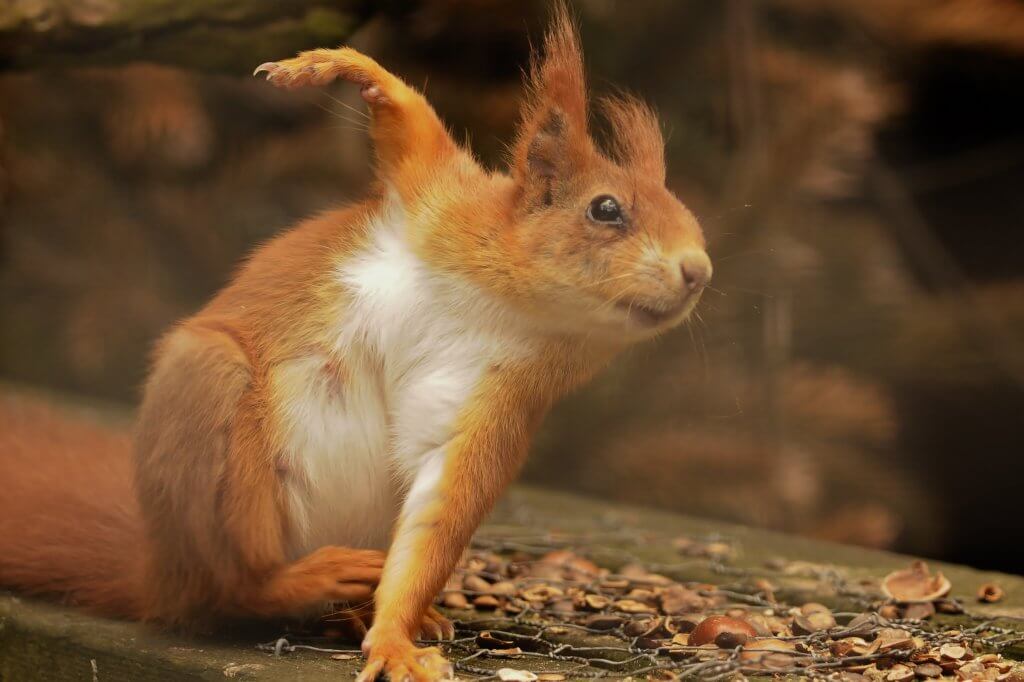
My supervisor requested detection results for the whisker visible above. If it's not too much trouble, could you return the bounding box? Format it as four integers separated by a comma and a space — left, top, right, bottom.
314, 101, 371, 131
322, 600, 374, 621
594, 281, 643, 317
578, 272, 635, 291
318, 90, 370, 120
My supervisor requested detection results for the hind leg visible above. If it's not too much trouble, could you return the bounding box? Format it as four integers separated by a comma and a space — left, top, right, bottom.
245, 545, 385, 617
137, 325, 381, 623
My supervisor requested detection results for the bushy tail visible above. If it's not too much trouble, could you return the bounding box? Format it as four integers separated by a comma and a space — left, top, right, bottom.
0, 393, 145, 619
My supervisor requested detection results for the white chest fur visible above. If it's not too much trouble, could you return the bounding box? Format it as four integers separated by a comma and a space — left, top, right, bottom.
272, 202, 528, 559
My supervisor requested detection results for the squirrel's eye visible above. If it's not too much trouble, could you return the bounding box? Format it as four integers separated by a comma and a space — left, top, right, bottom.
587, 195, 623, 225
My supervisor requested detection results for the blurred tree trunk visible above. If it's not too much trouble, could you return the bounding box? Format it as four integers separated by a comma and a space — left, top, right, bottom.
0, 0, 367, 72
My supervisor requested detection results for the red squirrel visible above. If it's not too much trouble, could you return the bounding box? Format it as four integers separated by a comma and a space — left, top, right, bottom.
0, 6, 710, 681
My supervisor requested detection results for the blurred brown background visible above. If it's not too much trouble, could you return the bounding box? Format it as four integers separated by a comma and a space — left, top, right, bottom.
2, 1, 1022, 572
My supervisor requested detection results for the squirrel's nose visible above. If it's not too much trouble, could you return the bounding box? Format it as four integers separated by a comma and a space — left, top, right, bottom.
678, 250, 712, 292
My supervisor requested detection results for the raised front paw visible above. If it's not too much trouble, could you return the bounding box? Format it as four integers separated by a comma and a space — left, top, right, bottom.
356, 629, 453, 682
253, 47, 393, 105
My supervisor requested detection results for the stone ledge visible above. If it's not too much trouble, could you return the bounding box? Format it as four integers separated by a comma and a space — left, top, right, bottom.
2, 486, 1022, 681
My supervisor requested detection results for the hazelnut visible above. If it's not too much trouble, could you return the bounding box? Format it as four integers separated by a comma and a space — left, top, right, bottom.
689, 615, 757, 647
977, 583, 1005, 603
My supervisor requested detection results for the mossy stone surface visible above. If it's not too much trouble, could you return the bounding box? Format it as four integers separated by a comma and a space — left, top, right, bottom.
2, 485, 1022, 680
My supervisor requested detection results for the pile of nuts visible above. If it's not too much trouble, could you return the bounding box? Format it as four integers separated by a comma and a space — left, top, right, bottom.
435, 546, 1024, 680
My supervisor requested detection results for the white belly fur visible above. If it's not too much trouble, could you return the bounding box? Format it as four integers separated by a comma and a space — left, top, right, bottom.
273, 197, 529, 560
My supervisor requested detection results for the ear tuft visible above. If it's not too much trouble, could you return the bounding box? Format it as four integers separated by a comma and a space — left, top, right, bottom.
511, 1, 593, 197
528, 2, 588, 130
599, 94, 666, 183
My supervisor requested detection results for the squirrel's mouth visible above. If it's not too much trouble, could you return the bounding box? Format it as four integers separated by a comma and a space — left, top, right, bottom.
615, 297, 688, 327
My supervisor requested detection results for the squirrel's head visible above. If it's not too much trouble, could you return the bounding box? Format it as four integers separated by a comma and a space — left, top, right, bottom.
506, 6, 710, 341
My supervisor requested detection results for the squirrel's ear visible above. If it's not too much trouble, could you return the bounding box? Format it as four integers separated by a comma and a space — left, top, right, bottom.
511, 4, 594, 207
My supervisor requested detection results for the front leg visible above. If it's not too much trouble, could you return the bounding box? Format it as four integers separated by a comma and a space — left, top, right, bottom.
254, 46, 459, 200
356, 372, 549, 682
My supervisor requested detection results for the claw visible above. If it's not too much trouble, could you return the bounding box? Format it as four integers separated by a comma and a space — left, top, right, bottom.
356, 640, 452, 681
354, 657, 385, 682
419, 607, 455, 642
252, 62, 277, 78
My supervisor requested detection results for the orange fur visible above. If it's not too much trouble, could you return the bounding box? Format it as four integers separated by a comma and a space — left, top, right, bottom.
133, 200, 385, 626
0, 397, 145, 619
0, 4, 711, 681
